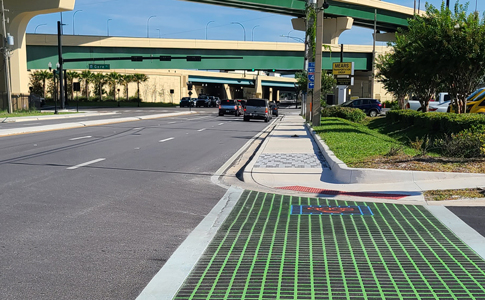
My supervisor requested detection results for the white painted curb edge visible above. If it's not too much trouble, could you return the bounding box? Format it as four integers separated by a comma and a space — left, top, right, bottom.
136, 186, 244, 300
425, 206, 485, 260
306, 123, 485, 184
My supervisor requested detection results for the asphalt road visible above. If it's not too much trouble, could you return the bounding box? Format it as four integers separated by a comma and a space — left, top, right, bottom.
446, 206, 485, 237
0, 110, 269, 299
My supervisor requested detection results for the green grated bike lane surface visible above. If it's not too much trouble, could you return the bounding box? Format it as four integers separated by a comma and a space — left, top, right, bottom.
173, 190, 485, 300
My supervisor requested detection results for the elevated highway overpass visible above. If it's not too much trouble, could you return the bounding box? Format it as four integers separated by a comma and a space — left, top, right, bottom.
25, 34, 391, 103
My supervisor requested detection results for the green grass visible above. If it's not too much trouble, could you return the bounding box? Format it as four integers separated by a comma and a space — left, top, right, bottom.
313, 117, 420, 164
0, 110, 77, 118
424, 188, 485, 201
47, 101, 177, 108
364, 117, 437, 144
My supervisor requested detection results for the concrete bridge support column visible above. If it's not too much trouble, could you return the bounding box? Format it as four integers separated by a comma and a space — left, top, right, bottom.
268, 87, 273, 101
223, 84, 232, 99
255, 76, 262, 98
0, 0, 74, 95
292, 16, 353, 45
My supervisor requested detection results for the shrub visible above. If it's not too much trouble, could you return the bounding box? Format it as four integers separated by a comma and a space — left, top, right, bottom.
321, 106, 366, 123
434, 125, 485, 158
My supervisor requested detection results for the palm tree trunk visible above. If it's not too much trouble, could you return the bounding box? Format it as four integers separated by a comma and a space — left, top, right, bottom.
85, 80, 89, 100
137, 82, 140, 100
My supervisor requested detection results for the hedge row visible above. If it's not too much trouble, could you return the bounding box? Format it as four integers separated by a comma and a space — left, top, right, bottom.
321, 106, 367, 123
386, 110, 485, 135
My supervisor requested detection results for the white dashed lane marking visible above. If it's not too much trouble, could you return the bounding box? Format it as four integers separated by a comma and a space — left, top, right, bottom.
69, 136, 92, 141
67, 158, 106, 170
159, 137, 175, 143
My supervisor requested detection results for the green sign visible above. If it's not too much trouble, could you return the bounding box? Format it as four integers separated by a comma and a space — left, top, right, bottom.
89, 64, 110, 70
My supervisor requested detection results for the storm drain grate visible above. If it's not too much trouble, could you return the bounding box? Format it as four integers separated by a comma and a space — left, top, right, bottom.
173, 191, 485, 300
291, 205, 373, 216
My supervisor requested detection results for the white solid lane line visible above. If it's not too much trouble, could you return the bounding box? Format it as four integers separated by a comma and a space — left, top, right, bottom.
159, 137, 175, 143
197, 128, 206, 132
69, 136, 92, 141
218, 123, 224, 125
168, 121, 177, 124
67, 158, 106, 170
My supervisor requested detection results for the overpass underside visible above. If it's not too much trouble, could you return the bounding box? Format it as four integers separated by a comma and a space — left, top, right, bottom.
183, 0, 413, 32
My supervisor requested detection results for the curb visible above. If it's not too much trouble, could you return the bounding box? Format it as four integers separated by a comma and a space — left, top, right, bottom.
1, 112, 118, 123
0, 111, 197, 137
306, 123, 485, 184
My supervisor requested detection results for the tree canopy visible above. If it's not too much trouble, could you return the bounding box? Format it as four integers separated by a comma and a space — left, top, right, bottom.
376, 1, 485, 113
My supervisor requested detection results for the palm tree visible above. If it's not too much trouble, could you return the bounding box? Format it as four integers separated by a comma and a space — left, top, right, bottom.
79, 70, 93, 100
133, 73, 148, 102
122, 74, 134, 100
66, 71, 80, 102
34, 70, 53, 98
91, 73, 107, 101
107, 72, 121, 103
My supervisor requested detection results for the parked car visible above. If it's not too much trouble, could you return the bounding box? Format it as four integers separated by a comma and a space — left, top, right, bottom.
270, 102, 279, 116
406, 92, 451, 112
243, 98, 272, 122
179, 97, 192, 107
219, 99, 243, 116
449, 88, 485, 113
196, 94, 210, 107
340, 98, 382, 117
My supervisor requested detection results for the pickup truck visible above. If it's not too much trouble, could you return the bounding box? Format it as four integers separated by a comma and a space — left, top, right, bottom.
406, 92, 451, 112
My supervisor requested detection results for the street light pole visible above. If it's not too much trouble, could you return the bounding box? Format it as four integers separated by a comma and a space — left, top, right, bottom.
313, 0, 325, 127
287, 30, 294, 42
147, 15, 156, 38
205, 20, 214, 40
1, 0, 12, 113
231, 22, 246, 41
35, 23, 47, 34
251, 25, 259, 41
73, 10, 82, 35
107, 19, 112, 36
156, 28, 160, 38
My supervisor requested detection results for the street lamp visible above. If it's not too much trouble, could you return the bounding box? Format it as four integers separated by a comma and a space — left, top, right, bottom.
73, 10, 82, 35
156, 28, 161, 38
231, 22, 246, 41
287, 30, 294, 42
48, 62, 59, 114
34, 23, 47, 34
147, 15, 156, 38
107, 18, 112, 36
205, 20, 214, 40
251, 25, 259, 41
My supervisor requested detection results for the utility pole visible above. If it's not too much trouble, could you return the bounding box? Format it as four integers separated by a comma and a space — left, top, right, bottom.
57, 21, 65, 109
305, 0, 315, 123
312, 0, 324, 127
1, 0, 12, 113
371, 9, 377, 99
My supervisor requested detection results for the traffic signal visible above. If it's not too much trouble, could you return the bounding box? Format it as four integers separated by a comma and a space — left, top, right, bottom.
187, 82, 193, 90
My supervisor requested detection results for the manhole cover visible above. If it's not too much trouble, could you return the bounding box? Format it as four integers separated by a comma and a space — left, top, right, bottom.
291, 205, 374, 215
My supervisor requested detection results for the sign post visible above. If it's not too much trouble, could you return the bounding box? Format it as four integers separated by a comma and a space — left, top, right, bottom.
333, 62, 355, 104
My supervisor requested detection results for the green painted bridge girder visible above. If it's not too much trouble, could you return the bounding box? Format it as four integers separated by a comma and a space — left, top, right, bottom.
183, 0, 411, 31
27, 45, 372, 71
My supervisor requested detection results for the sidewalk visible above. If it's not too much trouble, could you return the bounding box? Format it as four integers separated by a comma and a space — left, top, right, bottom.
243, 113, 485, 203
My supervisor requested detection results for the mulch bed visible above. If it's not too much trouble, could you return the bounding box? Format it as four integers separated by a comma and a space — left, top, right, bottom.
350, 155, 485, 173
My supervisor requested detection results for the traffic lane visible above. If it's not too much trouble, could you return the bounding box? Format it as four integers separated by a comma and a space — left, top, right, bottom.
0, 107, 214, 130
0, 115, 268, 300
446, 206, 485, 237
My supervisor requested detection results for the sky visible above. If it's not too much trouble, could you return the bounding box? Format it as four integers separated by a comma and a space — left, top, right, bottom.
26, 0, 484, 46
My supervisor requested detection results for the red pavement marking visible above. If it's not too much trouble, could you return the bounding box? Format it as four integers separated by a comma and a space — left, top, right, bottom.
277, 186, 408, 200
